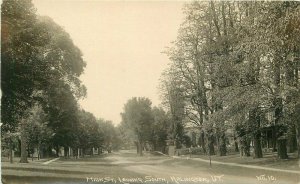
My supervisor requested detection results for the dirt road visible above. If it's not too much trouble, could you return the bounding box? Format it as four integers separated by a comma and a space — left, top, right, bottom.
2, 150, 299, 184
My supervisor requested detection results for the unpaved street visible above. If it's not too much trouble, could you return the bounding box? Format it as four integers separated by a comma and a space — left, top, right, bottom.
2, 150, 299, 184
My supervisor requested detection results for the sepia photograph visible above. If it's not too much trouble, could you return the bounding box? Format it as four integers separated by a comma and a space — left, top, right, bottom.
1, 0, 300, 183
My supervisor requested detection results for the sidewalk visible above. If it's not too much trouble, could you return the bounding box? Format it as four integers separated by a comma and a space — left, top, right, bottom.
172, 153, 300, 175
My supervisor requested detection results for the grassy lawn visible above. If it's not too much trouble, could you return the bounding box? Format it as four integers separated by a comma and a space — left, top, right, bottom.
186, 152, 299, 171
1, 156, 55, 164
162, 158, 299, 184
1, 154, 144, 184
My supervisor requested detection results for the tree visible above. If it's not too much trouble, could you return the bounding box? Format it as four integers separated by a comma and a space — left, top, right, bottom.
151, 107, 171, 153
45, 82, 82, 157
162, 1, 300, 159
1, 0, 86, 162
76, 110, 103, 156
24, 105, 53, 160
97, 119, 116, 153
117, 122, 137, 150
163, 1, 227, 155
1, 0, 49, 140
159, 68, 186, 149
121, 97, 154, 156
2, 131, 19, 163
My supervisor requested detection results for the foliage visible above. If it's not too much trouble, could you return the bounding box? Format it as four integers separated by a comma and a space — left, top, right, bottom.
1, 0, 92, 162
23, 105, 53, 155
161, 1, 300, 158
121, 97, 154, 155
159, 68, 186, 147
150, 107, 171, 152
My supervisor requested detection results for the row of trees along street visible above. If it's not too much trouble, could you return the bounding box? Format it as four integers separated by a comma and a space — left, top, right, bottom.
160, 1, 300, 159
119, 97, 192, 156
2, 0, 300, 164
1, 0, 121, 163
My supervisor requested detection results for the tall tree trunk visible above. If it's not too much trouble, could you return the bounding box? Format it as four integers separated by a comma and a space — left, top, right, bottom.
72, 148, 76, 159
207, 132, 215, 156
295, 104, 300, 158
233, 133, 239, 152
240, 137, 251, 157
138, 140, 143, 156
37, 142, 40, 160
217, 119, 227, 156
296, 125, 300, 158
46, 146, 51, 158
210, 1, 221, 37
287, 125, 297, 153
91, 148, 94, 156
97, 147, 100, 155
192, 132, 196, 147
199, 130, 206, 154
64, 147, 68, 158
135, 141, 139, 154
20, 120, 28, 163
244, 139, 251, 157
274, 97, 286, 157
55, 146, 59, 157
285, 58, 297, 154
273, 52, 285, 156
253, 133, 263, 158
208, 142, 215, 156
272, 125, 277, 152
250, 109, 263, 158
277, 138, 288, 159
9, 140, 13, 163
219, 132, 227, 156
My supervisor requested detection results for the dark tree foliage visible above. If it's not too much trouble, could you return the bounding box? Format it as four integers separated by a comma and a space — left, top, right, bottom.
162, 1, 300, 159
1, 0, 87, 162
121, 97, 154, 156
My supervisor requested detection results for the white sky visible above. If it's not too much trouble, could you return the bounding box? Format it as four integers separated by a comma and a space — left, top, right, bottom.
33, 0, 185, 125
